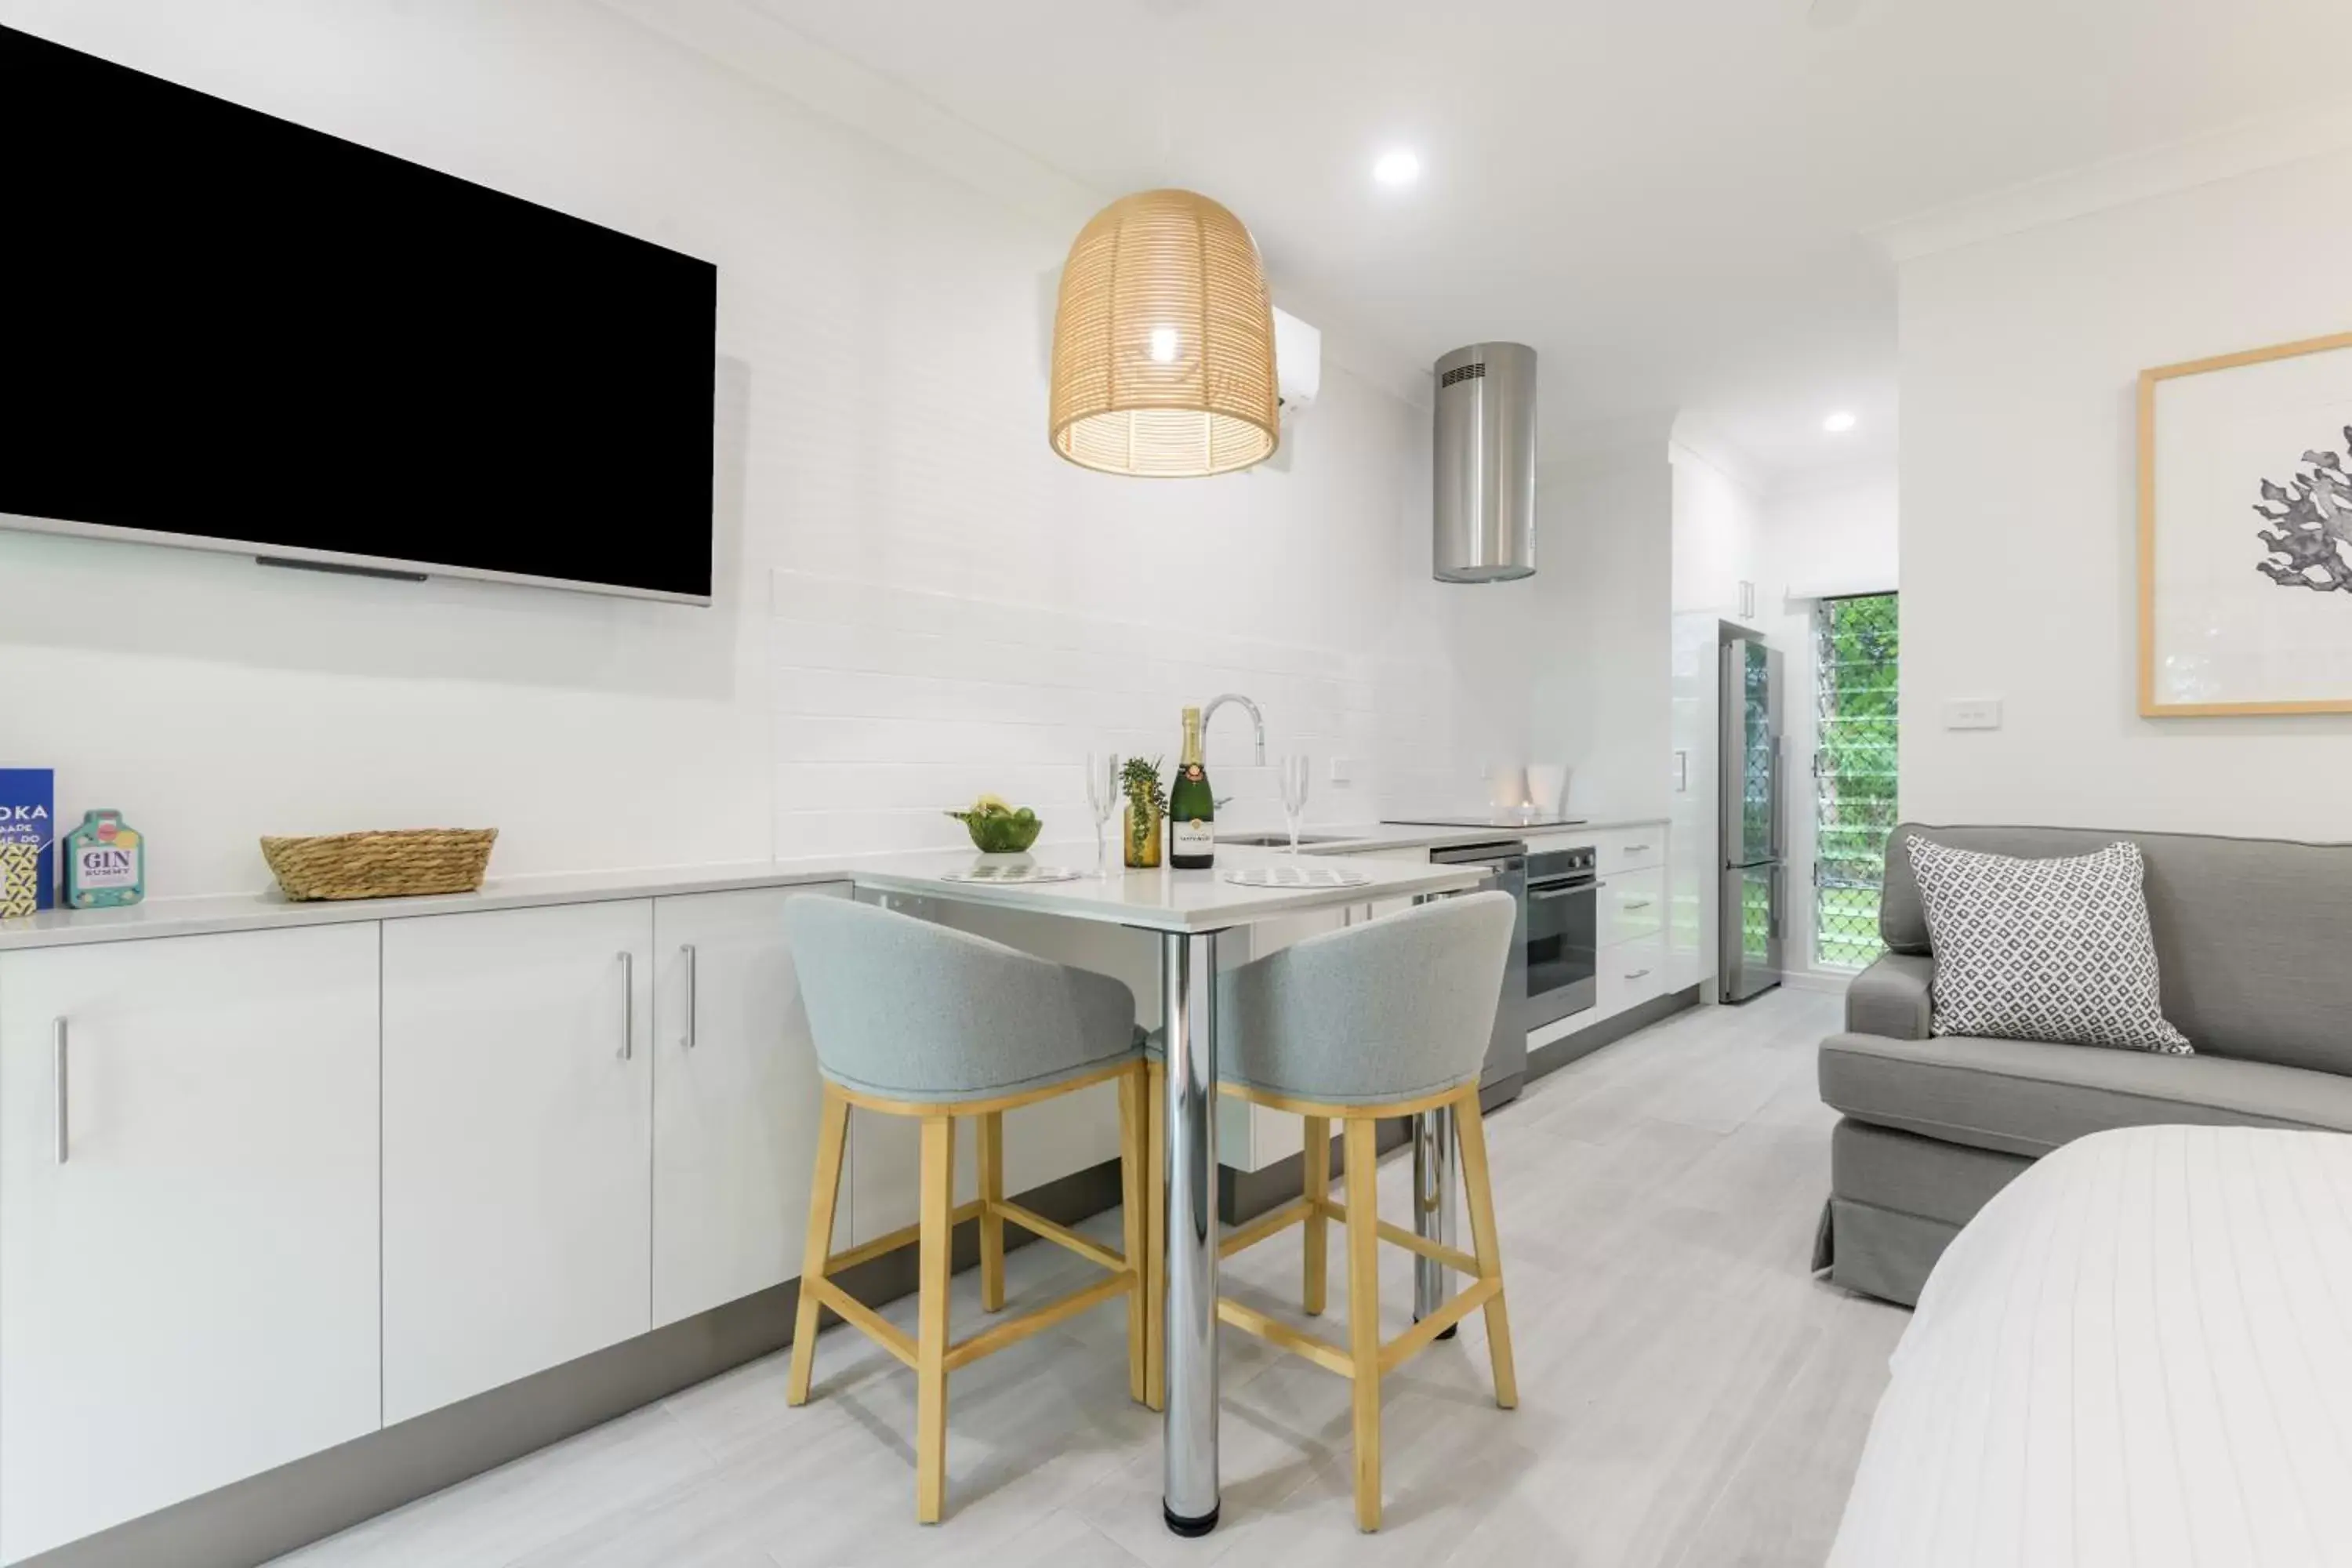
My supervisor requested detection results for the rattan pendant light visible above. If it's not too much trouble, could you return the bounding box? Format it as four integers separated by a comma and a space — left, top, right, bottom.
1048, 189, 1279, 477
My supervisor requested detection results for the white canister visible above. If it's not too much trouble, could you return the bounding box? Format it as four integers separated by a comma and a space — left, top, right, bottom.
1488, 764, 1530, 814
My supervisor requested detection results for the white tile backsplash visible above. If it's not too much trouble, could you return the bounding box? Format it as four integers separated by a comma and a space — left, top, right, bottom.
769, 568, 1500, 858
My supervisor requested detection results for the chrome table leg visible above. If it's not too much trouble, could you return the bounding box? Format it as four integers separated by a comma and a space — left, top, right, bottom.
1413, 1103, 1458, 1334
1407, 888, 1465, 1335
1161, 930, 1221, 1535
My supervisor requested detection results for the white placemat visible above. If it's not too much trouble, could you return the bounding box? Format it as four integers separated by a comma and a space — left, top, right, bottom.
1221, 865, 1370, 890
935, 864, 1083, 884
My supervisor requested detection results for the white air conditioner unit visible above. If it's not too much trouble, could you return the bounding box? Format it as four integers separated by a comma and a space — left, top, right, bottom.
1274, 306, 1321, 420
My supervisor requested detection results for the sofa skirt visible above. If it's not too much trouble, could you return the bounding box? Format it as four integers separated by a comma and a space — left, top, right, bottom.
1814, 1116, 2034, 1305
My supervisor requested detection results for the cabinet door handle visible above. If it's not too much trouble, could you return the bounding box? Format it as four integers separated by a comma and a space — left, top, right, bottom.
1622, 898, 1653, 911
53, 1018, 69, 1165
1623, 844, 1651, 855
679, 943, 699, 1051
1624, 967, 1652, 981
617, 951, 635, 1061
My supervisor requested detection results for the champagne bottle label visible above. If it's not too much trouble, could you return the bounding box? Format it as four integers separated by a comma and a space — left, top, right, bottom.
1171, 768, 1214, 859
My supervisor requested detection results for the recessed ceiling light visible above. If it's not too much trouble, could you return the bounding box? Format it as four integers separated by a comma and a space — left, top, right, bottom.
1373, 149, 1421, 187
1823, 410, 1858, 434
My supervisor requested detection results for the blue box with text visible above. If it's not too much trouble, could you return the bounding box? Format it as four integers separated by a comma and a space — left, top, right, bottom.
0, 769, 58, 916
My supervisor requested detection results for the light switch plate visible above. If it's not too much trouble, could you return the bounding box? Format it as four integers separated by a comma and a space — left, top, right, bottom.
1943, 699, 2002, 731
1328, 757, 1356, 786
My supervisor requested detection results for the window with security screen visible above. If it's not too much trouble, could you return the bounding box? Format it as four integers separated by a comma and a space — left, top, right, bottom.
1813, 593, 1898, 970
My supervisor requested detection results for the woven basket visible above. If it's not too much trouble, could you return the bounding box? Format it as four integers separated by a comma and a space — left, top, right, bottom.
260, 828, 498, 902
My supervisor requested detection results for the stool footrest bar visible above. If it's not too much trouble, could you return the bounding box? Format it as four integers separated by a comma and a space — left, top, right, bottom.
1218, 1196, 1313, 1259
823, 1199, 985, 1275
806, 1276, 918, 1370
1379, 1277, 1500, 1373
993, 1200, 1127, 1274
945, 1272, 1134, 1372
1216, 1296, 1356, 1379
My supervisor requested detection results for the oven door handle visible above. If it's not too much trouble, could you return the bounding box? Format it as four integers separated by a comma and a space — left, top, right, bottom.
1529, 882, 1595, 901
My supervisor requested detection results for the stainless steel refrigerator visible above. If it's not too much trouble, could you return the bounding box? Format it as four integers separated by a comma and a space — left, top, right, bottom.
1720, 633, 1785, 1001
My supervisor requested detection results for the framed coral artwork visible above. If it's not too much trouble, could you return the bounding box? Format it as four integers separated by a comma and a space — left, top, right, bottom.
2140, 328, 2352, 716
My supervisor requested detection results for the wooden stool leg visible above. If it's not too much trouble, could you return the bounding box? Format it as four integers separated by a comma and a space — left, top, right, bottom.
1145, 1061, 1166, 1411
1454, 1087, 1518, 1410
787, 1086, 850, 1406
915, 1114, 955, 1523
1301, 1114, 1330, 1316
978, 1110, 1006, 1313
1343, 1118, 1383, 1532
1117, 1063, 1149, 1405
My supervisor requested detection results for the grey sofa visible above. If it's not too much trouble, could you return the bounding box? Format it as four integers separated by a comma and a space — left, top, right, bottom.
1814, 822, 2352, 1306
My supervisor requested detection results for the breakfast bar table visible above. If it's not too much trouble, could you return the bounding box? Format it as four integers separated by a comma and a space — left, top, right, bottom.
849, 845, 1486, 1536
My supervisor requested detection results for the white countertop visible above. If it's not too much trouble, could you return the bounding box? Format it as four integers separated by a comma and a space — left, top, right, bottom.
0, 811, 1669, 953
0, 840, 1486, 951
857, 843, 1483, 932
1276, 818, 1670, 855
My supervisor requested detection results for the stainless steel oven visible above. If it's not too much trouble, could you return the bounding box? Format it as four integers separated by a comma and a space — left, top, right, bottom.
1428, 838, 1528, 1109
1525, 844, 1597, 1030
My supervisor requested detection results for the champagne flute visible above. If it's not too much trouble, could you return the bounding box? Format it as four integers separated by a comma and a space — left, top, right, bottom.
1279, 754, 1311, 853
1085, 752, 1120, 877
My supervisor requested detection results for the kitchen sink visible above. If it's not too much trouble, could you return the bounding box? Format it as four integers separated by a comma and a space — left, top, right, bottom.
1215, 831, 1351, 848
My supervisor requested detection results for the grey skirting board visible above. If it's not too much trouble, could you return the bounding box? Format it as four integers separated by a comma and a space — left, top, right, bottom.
1528, 985, 1700, 1080
25, 1156, 1128, 1568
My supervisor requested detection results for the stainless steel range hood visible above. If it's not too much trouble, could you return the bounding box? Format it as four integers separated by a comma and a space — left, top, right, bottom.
1432, 342, 1537, 582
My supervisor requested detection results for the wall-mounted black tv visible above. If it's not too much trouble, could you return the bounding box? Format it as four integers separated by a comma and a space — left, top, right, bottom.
0, 25, 718, 604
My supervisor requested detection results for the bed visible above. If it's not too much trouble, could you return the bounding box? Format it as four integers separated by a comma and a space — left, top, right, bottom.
1828, 1123, 2352, 1567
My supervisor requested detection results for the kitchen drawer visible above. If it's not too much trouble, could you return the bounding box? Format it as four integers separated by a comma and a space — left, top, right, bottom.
1598, 933, 1667, 1016
1593, 825, 1665, 877
1600, 866, 1665, 946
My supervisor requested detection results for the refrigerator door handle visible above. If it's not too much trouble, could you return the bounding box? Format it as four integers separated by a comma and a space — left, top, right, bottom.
1768, 735, 1786, 862
1770, 862, 1785, 941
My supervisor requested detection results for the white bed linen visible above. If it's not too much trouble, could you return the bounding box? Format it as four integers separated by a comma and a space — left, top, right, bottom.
1830, 1124, 2352, 1568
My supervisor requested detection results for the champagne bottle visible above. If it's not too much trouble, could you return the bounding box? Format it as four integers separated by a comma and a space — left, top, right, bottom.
1169, 706, 1215, 869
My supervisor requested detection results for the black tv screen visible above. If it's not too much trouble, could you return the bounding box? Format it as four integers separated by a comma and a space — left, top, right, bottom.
0, 26, 718, 602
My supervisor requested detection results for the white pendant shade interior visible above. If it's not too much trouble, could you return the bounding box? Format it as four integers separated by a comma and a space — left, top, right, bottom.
1048, 188, 1279, 478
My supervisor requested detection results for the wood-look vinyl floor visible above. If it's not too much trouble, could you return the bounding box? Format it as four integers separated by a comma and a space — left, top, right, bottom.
271, 987, 1907, 1568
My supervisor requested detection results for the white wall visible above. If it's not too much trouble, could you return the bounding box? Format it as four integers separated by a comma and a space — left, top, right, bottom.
1900, 144, 2352, 837
0, 1, 1517, 896
1530, 455, 1672, 822
1762, 471, 1897, 601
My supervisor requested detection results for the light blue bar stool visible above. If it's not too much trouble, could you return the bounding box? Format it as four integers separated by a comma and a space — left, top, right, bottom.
1146, 890, 1521, 1531
781, 896, 1151, 1523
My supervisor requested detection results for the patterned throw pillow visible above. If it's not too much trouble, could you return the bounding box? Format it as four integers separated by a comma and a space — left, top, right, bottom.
1904, 836, 2193, 1054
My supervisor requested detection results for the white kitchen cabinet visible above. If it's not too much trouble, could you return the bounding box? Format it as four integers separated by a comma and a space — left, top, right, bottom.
1594, 825, 1666, 877
652, 884, 846, 1327
0, 927, 380, 1564
1597, 933, 1668, 1018
1600, 866, 1667, 948
1670, 611, 1719, 996
382, 901, 654, 1424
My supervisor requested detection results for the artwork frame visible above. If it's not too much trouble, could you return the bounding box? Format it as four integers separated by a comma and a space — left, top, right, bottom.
2139, 328, 2352, 717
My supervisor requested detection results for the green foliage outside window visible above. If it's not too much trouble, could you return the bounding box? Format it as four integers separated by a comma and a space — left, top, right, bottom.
1814, 593, 1898, 969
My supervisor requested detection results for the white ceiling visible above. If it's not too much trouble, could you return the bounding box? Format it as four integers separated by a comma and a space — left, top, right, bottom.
741, 0, 2349, 481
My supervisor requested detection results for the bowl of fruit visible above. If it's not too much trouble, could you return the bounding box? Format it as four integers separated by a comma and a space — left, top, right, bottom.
946, 794, 1043, 855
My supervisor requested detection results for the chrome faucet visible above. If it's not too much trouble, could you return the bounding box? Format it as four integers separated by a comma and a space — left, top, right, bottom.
1200, 692, 1266, 766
